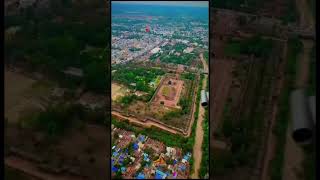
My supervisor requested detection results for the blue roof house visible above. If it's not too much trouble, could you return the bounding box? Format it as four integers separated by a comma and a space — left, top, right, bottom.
137, 172, 145, 179
155, 170, 167, 179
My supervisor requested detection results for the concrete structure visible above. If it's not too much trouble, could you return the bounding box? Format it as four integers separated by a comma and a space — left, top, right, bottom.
151, 47, 161, 54
201, 90, 208, 107
290, 89, 313, 143
20, 0, 36, 8
308, 96, 316, 125
63, 67, 84, 77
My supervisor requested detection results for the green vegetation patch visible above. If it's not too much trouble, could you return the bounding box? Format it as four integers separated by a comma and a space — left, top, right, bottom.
270, 37, 302, 180
112, 65, 165, 94
281, 0, 299, 24
204, 50, 209, 63
189, 74, 204, 173
216, 39, 277, 175
160, 53, 197, 66
308, 0, 316, 18
19, 103, 106, 138
5, 166, 32, 180
129, 47, 142, 52
149, 43, 198, 66
199, 109, 209, 178
4, 1, 108, 94
118, 94, 139, 107
224, 36, 274, 58
181, 72, 196, 81
301, 143, 315, 180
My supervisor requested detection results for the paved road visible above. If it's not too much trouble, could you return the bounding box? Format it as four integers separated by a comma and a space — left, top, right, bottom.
191, 53, 208, 179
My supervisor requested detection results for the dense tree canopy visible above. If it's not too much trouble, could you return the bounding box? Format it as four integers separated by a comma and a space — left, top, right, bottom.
5, 3, 108, 94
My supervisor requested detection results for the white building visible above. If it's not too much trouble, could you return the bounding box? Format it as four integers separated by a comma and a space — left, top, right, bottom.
183, 47, 194, 53
151, 47, 161, 54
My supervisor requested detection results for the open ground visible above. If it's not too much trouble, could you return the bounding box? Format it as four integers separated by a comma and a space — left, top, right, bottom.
111, 83, 128, 101
5, 69, 53, 123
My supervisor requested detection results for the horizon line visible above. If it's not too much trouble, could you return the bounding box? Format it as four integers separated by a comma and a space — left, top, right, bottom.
112, 1, 208, 8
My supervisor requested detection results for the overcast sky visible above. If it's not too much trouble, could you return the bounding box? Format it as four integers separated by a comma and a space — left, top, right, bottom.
112, 1, 208, 8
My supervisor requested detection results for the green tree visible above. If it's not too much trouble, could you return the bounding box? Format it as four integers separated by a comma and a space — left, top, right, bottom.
84, 61, 107, 93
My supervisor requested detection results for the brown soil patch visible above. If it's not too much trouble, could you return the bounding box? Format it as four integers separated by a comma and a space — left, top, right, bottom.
5, 124, 108, 180
153, 77, 184, 109
296, 40, 313, 88
5, 156, 84, 180
5, 69, 52, 123
211, 59, 235, 132
111, 83, 128, 101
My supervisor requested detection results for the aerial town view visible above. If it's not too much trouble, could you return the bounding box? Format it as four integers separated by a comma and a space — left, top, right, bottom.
3, 0, 316, 180
111, 1, 209, 179
210, 0, 315, 180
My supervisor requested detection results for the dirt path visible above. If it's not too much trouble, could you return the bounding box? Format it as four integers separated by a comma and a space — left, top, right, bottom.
112, 111, 181, 135
200, 53, 208, 72
296, 40, 313, 88
295, 0, 314, 29
261, 43, 287, 180
282, 0, 314, 179
191, 53, 208, 179
5, 156, 84, 180
282, 123, 305, 180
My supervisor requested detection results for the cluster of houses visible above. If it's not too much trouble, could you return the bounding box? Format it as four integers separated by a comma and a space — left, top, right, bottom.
111, 127, 191, 179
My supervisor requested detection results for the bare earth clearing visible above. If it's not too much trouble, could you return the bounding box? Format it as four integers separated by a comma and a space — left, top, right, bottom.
111, 83, 128, 101
5, 70, 52, 123
211, 59, 235, 132
5, 124, 108, 180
